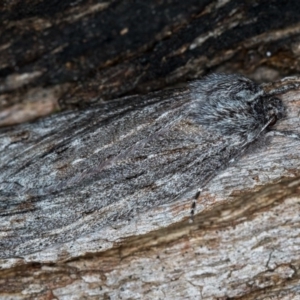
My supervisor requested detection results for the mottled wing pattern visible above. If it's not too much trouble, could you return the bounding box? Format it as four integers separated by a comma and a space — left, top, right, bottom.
0, 87, 241, 258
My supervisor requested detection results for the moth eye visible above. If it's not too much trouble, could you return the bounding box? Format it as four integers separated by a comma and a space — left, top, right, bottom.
268, 115, 277, 126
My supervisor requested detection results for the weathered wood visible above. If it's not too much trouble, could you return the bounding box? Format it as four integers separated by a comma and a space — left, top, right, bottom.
1, 0, 300, 126
0, 79, 300, 299
1, 1, 300, 299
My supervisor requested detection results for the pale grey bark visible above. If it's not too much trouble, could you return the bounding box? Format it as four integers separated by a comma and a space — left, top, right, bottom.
0, 79, 300, 299
1, 0, 300, 298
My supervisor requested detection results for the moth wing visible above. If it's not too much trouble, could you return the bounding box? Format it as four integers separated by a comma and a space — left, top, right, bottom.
0, 88, 238, 257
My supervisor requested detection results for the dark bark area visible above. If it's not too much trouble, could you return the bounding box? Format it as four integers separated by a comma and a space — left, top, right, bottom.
1, 0, 300, 125
1, 1, 300, 299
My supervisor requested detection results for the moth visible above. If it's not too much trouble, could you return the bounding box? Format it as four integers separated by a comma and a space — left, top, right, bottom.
0, 74, 298, 259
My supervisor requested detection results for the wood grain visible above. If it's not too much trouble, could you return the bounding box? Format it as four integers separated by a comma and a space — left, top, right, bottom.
1, 1, 300, 299
0, 80, 300, 299
2, 0, 300, 125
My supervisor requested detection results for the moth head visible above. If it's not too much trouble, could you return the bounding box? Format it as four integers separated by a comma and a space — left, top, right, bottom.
189, 74, 286, 140
264, 96, 286, 127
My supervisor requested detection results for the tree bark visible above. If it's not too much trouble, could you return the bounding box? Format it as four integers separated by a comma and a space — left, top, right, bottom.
1, 1, 300, 299
1, 0, 300, 125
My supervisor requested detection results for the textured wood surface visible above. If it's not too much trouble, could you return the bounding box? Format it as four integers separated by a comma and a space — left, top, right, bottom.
2, 0, 300, 125
1, 1, 300, 299
0, 80, 300, 299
